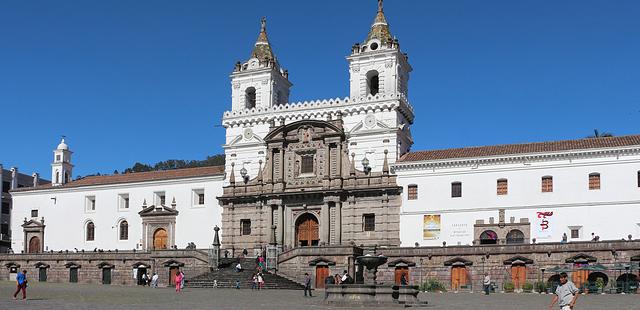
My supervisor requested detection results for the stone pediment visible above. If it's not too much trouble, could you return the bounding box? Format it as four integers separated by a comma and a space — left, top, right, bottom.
264, 120, 344, 142
503, 255, 534, 265
388, 258, 416, 267
308, 257, 336, 266
631, 254, 640, 262
138, 205, 179, 217
132, 262, 150, 268
162, 259, 184, 267
565, 253, 597, 264
96, 262, 114, 269
227, 131, 265, 147
22, 219, 44, 228
443, 257, 474, 266
64, 262, 81, 268
34, 262, 50, 268
4, 262, 20, 268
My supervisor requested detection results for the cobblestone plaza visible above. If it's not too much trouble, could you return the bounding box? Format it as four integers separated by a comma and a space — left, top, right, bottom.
0, 281, 637, 310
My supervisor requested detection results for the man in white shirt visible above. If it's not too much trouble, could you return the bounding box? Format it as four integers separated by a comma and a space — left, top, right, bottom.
151, 273, 159, 288
549, 272, 579, 310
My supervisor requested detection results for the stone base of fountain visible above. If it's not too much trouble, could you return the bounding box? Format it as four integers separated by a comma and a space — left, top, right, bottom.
326, 284, 426, 307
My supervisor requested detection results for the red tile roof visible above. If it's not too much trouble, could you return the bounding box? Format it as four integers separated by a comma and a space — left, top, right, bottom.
398, 135, 640, 162
11, 166, 224, 192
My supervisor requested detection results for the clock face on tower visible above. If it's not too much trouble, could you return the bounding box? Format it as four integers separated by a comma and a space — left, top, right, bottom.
243, 128, 253, 140
364, 114, 376, 128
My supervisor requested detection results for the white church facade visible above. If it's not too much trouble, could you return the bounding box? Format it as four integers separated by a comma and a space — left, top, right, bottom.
9, 1, 640, 255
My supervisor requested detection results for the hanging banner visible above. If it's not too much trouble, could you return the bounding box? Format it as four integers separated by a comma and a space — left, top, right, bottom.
423, 214, 441, 240
535, 211, 554, 239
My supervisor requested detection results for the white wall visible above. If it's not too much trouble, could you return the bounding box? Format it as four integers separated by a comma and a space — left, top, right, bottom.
11, 176, 224, 252
395, 151, 640, 246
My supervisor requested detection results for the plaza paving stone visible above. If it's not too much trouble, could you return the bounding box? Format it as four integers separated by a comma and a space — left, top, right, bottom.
0, 281, 637, 310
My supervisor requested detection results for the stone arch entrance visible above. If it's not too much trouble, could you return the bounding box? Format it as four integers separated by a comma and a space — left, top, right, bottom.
153, 228, 168, 250
28, 236, 41, 253
616, 273, 639, 292
295, 213, 319, 247
451, 266, 469, 291
587, 271, 609, 287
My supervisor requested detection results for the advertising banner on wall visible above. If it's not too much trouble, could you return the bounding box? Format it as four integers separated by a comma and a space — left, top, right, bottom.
535, 211, 554, 239
423, 214, 441, 240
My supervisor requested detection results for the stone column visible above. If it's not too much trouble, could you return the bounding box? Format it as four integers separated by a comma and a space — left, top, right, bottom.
277, 204, 284, 250
322, 202, 330, 245
336, 201, 342, 245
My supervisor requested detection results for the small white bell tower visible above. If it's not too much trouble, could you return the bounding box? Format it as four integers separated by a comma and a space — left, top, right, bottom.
51, 137, 73, 186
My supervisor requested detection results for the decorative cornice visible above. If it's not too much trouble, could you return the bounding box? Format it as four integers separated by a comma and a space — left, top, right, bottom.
222, 93, 414, 127
392, 146, 640, 172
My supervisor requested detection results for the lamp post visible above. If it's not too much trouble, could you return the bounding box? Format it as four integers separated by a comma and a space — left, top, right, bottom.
541, 268, 546, 294
481, 257, 485, 291
419, 258, 424, 291
624, 265, 630, 294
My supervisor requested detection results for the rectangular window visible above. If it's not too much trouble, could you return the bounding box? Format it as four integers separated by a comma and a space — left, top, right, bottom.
451, 182, 462, 198
541, 176, 553, 193
56, 155, 61, 162
154, 192, 166, 206
0, 223, 8, 235
2, 181, 10, 193
118, 194, 130, 210
241, 219, 252, 235
638, 171, 640, 187
363, 214, 375, 231
571, 229, 579, 239
588, 173, 600, 190
85, 196, 96, 211
301, 155, 314, 174
192, 189, 205, 206
407, 185, 418, 200
31, 209, 38, 218
497, 179, 508, 195
1, 202, 9, 214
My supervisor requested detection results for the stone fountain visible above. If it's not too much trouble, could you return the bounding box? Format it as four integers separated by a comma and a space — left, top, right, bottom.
325, 254, 425, 307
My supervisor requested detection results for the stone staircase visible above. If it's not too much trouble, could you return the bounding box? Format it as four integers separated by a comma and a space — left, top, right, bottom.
186, 258, 304, 290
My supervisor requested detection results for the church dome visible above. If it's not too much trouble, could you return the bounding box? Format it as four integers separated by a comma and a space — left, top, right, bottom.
57, 138, 69, 150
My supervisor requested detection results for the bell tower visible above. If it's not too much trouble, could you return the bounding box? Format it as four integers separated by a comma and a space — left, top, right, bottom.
51, 137, 73, 186
230, 17, 292, 111
347, 0, 411, 99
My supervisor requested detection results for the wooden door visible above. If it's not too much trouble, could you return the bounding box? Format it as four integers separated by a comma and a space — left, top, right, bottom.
102, 268, 111, 285
572, 269, 588, 289
69, 268, 78, 283
39, 268, 47, 282
296, 214, 319, 247
395, 267, 409, 285
511, 265, 526, 290
28, 236, 41, 253
315, 266, 329, 289
451, 266, 468, 290
153, 228, 168, 250
169, 267, 178, 285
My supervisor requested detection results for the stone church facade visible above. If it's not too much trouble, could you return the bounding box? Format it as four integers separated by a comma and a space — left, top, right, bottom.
218, 118, 402, 252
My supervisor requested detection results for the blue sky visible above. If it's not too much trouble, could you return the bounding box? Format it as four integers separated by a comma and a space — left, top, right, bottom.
1, 0, 639, 178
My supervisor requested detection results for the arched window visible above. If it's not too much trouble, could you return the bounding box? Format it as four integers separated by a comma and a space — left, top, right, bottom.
55, 171, 60, 184
588, 173, 600, 190
366, 70, 379, 96
479, 230, 498, 245
245, 87, 256, 109
637, 171, 640, 188
451, 182, 462, 198
119, 220, 128, 240
506, 229, 525, 244
86, 222, 95, 241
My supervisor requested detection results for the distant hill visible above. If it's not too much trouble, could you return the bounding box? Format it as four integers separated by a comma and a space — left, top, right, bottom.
122, 155, 225, 174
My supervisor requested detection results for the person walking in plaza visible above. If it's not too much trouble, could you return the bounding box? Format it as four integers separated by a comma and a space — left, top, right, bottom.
179, 271, 185, 290
175, 269, 183, 293
12, 270, 28, 300
151, 273, 159, 288
324, 273, 335, 299
257, 272, 265, 290
303, 273, 313, 297
400, 272, 408, 285
548, 272, 579, 310
251, 273, 258, 290
483, 273, 491, 295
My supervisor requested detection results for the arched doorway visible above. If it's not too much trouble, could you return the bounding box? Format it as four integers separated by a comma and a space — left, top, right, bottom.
616, 273, 639, 293
28, 236, 41, 253
295, 213, 319, 247
506, 229, 525, 244
451, 266, 469, 291
572, 265, 589, 290
547, 274, 560, 292
153, 228, 168, 250
587, 272, 609, 287
479, 230, 498, 245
